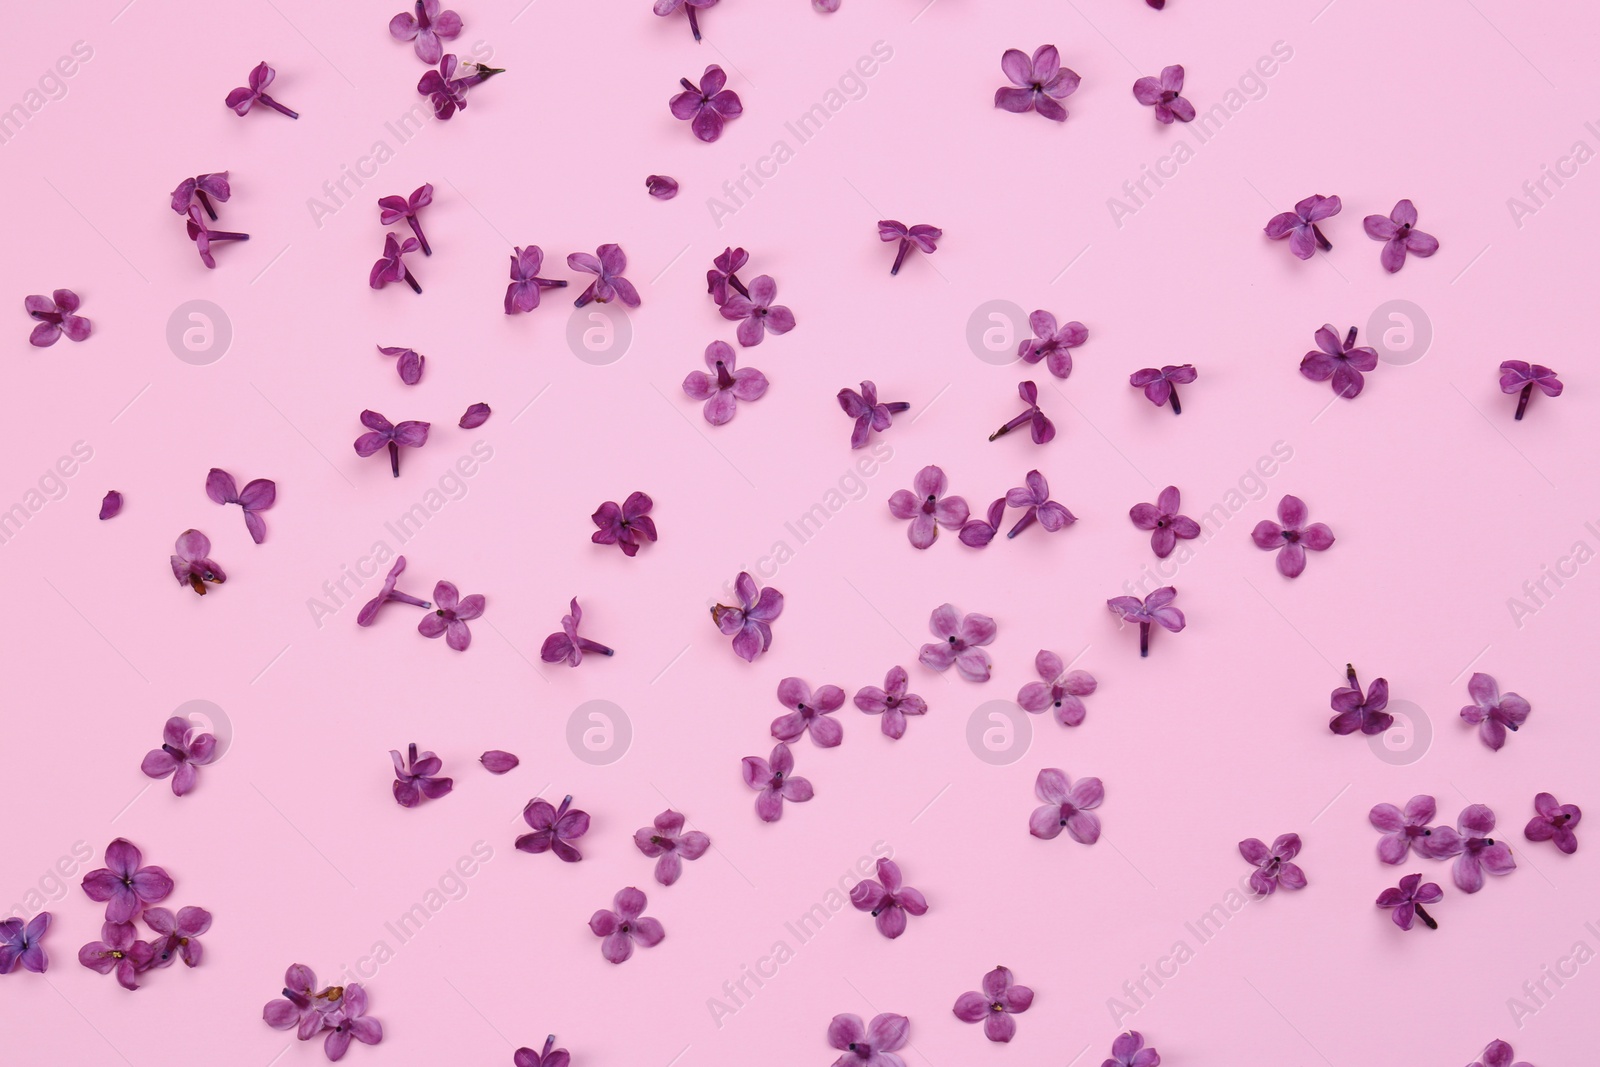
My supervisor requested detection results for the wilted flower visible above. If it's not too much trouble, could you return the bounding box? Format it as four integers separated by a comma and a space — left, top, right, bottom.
568, 244, 640, 307
918, 604, 996, 682
854, 666, 927, 739
356, 557, 432, 626
1132, 64, 1194, 123
1017, 310, 1087, 379
170, 530, 225, 596
1362, 199, 1438, 273
1017, 650, 1096, 727
1376, 873, 1442, 930
1238, 834, 1307, 896
140, 717, 219, 797
989, 381, 1055, 444
953, 966, 1034, 1042
1250, 494, 1334, 577
711, 572, 783, 662
226, 62, 298, 118
958, 497, 1007, 548
994, 45, 1080, 121
170, 173, 230, 219
514, 1036, 570, 1067
887, 465, 969, 549
589, 887, 664, 964
1460, 673, 1531, 751
377, 345, 425, 385
741, 742, 812, 821
518, 795, 590, 862
206, 467, 276, 544
390, 743, 453, 807
634, 810, 710, 886
369, 233, 422, 293
1029, 767, 1104, 844
1264, 194, 1340, 259
646, 174, 679, 200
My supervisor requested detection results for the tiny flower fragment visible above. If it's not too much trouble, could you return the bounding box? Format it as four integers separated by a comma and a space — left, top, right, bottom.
99, 491, 123, 520
206, 467, 276, 544
377, 345, 425, 385
459, 402, 490, 428
480, 750, 519, 774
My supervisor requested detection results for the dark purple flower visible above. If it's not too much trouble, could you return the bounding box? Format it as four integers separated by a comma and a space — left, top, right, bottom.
418, 54, 503, 120
185, 206, 250, 269
887, 465, 969, 549
1129, 364, 1196, 413
1499, 361, 1562, 420
1029, 767, 1104, 844
323, 983, 383, 1060
1132, 64, 1194, 123
1264, 194, 1340, 259
707, 246, 749, 304
140, 716, 219, 797
877, 220, 941, 275
81, 839, 172, 924
828, 1012, 910, 1066
418, 580, 484, 651
1004, 469, 1075, 539
1239, 834, 1306, 896
1017, 310, 1087, 379
459, 402, 490, 428
518, 795, 590, 862
741, 741, 812, 821
592, 492, 656, 556
919, 603, 997, 682
0, 913, 51, 974
838, 381, 909, 449
504, 245, 567, 313
1470, 1040, 1533, 1067
262, 964, 340, 1040
143, 906, 211, 969
1017, 650, 1096, 727
720, 274, 794, 346
354, 409, 430, 477
712, 572, 783, 662
634, 810, 710, 886
654, 0, 718, 41
378, 183, 435, 256
1250, 494, 1334, 577
1103, 1032, 1161, 1067
226, 62, 298, 118
170, 529, 225, 595
958, 497, 1007, 548
670, 64, 743, 143
480, 750, 519, 774
77, 922, 154, 989
1376, 873, 1442, 930
356, 556, 432, 626
589, 887, 664, 963
389, 1, 462, 64
370, 233, 422, 293
1369, 795, 1461, 864
1453, 804, 1516, 893
1329, 664, 1392, 736
376, 345, 425, 385
646, 174, 679, 200
1363, 199, 1438, 273
854, 666, 927, 739
391, 742, 453, 807
849, 859, 927, 939
1105, 587, 1184, 656
1300, 324, 1377, 399
515, 1036, 571, 1067
1525, 793, 1581, 854
99, 490, 123, 520
995, 45, 1080, 122
205, 467, 276, 544
1460, 673, 1531, 751
540, 598, 614, 666
771, 677, 845, 748
568, 244, 640, 308
814, 0, 841, 10
170, 173, 230, 219
683, 340, 768, 425
953, 965, 1034, 1042
990, 380, 1055, 444
1130, 486, 1199, 558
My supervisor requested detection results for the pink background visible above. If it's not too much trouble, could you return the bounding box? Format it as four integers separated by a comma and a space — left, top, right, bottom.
2, 0, 1597, 1063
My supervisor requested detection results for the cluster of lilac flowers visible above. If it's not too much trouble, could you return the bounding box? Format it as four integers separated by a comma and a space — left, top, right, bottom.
1265, 194, 1439, 273
263, 963, 384, 1061
78, 840, 211, 992
358, 557, 484, 652
171, 171, 249, 269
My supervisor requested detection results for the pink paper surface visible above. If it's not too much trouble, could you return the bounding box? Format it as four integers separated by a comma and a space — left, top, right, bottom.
2, 1, 1596, 1064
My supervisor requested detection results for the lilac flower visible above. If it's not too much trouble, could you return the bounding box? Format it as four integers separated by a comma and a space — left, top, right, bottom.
1132, 64, 1194, 123
670, 65, 743, 143
1328, 665, 1392, 736
1129, 364, 1196, 413
354, 410, 430, 477
0, 913, 50, 974
1499, 361, 1562, 420
356, 557, 432, 626
684, 340, 768, 425
771, 677, 846, 747
170, 173, 230, 219
646, 174, 679, 200
1524, 793, 1581, 854
815, 0, 842, 10
877, 220, 941, 275
418, 580, 484, 651
540, 598, 614, 666
1017, 310, 1087, 379
1238, 834, 1307, 896
828, 1012, 910, 1066
634, 810, 710, 886
849, 859, 927, 939
1470, 1040, 1533, 1067
1029, 767, 1104, 844
589, 887, 664, 963
1017, 651, 1096, 727
370, 233, 422, 293
958, 498, 1007, 548
205, 467, 276, 544
1105, 587, 1184, 657
262, 964, 339, 1039
480, 750, 519, 774
515, 1037, 571, 1067
707, 246, 749, 304
82, 839, 172, 924
1129, 486, 1199, 558
854, 666, 927, 739
99, 490, 123, 519
23, 289, 90, 347
143, 906, 211, 968
518, 795, 590, 862
77, 922, 154, 989
1369, 795, 1461, 864
1103, 1032, 1161, 1067
838, 381, 909, 449
1264, 194, 1340, 259
1453, 805, 1516, 893
592, 492, 657, 556
918, 604, 996, 682
389, 1, 462, 64
185, 206, 250, 269
1460, 673, 1531, 751
1250, 494, 1334, 577
140, 716, 219, 797
741, 742, 812, 821
170, 530, 225, 595
654, 0, 717, 41
1005, 469, 1075, 538
1363, 199, 1438, 273
712, 572, 783, 661
321, 983, 384, 1060
887, 465, 969, 549
376, 345, 425, 385
953, 966, 1034, 1043
995, 45, 1080, 122
568, 244, 640, 308
504, 245, 567, 313
1376, 873, 1442, 930
1300, 324, 1378, 399
459, 403, 490, 428
390, 743, 453, 808
720, 275, 794, 346
418, 55, 503, 120
378, 183, 435, 256
226, 62, 298, 118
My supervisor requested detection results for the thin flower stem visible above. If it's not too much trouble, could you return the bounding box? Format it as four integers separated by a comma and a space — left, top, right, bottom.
1415, 904, 1437, 930
1005, 510, 1036, 539
1514, 383, 1532, 421
714, 360, 735, 390
208, 231, 250, 242
680, 78, 699, 93
1345, 663, 1358, 688
1313, 224, 1331, 252
989, 411, 1030, 441
1167, 387, 1182, 415
1139, 622, 1150, 658
577, 637, 615, 657
259, 95, 299, 120
885, 402, 911, 414
402, 269, 422, 295
407, 218, 432, 256
687, 6, 702, 40
388, 592, 432, 609
535, 278, 569, 288
890, 239, 911, 276
387, 440, 401, 478
728, 274, 749, 299
196, 191, 219, 221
